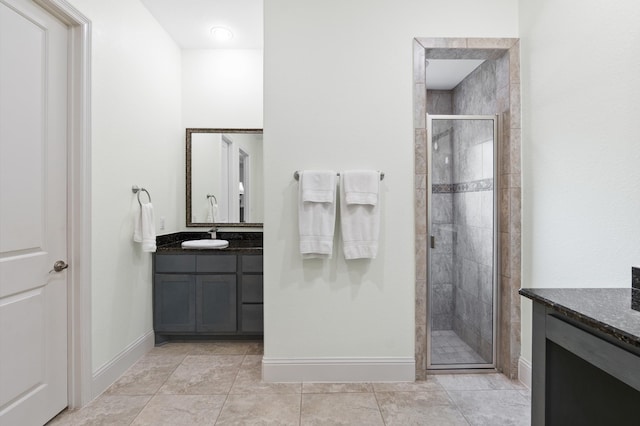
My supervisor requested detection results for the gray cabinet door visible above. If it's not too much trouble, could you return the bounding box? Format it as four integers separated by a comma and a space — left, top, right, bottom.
196, 275, 237, 332
154, 274, 196, 332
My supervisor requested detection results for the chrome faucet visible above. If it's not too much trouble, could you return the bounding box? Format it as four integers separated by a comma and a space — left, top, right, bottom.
208, 227, 218, 239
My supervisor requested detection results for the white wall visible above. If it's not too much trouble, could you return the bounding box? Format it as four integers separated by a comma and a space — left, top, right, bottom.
182, 49, 263, 128
519, 0, 640, 363
263, 0, 518, 373
67, 0, 183, 372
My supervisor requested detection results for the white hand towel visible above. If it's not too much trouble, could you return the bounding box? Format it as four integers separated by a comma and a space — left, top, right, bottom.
133, 203, 157, 252
343, 170, 379, 205
340, 171, 380, 259
206, 202, 218, 222
301, 170, 337, 203
298, 170, 337, 258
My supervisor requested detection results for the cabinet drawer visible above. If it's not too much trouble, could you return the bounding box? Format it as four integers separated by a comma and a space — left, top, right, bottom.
155, 255, 196, 273
196, 254, 236, 273
242, 275, 263, 303
241, 304, 263, 333
242, 255, 263, 273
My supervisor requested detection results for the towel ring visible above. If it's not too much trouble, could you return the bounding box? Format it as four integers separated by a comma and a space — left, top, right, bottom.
293, 171, 385, 181
207, 194, 218, 205
132, 185, 152, 206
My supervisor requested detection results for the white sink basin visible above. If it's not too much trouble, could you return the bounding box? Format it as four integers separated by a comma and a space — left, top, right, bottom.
181, 239, 229, 249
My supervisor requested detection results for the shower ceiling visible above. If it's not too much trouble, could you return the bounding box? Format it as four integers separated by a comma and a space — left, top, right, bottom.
425, 59, 485, 90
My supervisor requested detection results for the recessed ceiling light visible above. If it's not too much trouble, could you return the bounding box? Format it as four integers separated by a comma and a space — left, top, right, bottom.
210, 27, 233, 42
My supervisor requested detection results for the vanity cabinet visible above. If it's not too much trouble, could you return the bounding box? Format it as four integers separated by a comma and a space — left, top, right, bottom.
153, 253, 262, 343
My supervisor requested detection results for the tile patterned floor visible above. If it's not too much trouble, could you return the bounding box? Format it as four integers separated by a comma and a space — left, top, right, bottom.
431, 330, 488, 365
48, 341, 530, 425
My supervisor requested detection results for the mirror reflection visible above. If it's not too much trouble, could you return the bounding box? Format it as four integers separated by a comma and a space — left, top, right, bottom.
186, 129, 263, 227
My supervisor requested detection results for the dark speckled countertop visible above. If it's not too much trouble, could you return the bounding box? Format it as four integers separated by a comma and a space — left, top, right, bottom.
155, 231, 263, 254
520, 288, 640, 349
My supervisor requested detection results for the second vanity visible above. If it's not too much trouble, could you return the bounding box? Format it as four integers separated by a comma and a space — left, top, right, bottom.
520, 287, 640, 425
153, 232, 263, 344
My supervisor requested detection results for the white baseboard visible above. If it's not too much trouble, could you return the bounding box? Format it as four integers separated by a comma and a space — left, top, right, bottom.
91, 330, 155, 399
518, 356, 531, 389
262, 357, 415, 383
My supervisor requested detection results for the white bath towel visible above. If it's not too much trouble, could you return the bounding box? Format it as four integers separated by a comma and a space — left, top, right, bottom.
298, 170, 337, 258
133, 203, 157, 252
340, 171, 380, 259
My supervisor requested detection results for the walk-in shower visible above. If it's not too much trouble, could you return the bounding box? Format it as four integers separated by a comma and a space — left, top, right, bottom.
426, 114, 498, 370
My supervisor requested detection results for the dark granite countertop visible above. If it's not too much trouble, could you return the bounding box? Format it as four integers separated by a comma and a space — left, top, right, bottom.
155, 231, 263, 255
520, 287, 640, 349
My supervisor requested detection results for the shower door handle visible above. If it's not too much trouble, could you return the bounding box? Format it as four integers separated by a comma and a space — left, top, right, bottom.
430, 236, 435, 249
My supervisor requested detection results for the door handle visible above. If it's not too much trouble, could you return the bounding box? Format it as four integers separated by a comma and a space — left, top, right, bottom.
430, 236, 435, 249
50, 260, 69, 273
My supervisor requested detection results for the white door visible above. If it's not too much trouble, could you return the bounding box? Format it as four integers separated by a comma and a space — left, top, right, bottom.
0, 0, 69, 424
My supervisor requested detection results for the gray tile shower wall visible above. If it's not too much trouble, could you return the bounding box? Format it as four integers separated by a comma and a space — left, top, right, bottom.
450, 59, 497, 363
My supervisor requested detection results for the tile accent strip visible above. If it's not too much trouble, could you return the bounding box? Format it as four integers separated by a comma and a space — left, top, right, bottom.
433, 178, 493, 194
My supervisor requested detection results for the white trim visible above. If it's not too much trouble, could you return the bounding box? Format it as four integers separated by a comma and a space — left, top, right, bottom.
91, 331, 155, 399
35, 0, 92, 409
518, 356, 532, 389
262, 357, 415, 383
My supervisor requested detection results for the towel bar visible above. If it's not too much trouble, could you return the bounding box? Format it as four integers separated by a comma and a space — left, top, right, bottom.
293, 171, 385, 181
132, 185, 152, 206
207, 193, 218, 206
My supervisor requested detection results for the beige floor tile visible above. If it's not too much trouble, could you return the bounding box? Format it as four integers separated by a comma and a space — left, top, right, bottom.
376, 391, 469, 426
229, 355, 301, 394
240, 354, 263, 367
47, 343, 531, 426
435, 373, 523, 391
372, 378, 443, 393
158, 355, 243, 395
130, 394, 226, 425
105, 354, 184, 395
302, 382, 373, 393
148, 340, 260, 356
148, 342, 200, 356
448, 390, 530, 425
187, 341, 253, 355
47, 395, 151, 426
246, 341, 264, 355
216, 393, 301, 425
301, 393, 384, 426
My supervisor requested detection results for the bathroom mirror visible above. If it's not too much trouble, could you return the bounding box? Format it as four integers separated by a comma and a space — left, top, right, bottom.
186, 128, 263, 227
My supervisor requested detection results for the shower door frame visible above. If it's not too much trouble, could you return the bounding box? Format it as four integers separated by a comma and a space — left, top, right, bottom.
425, 114, 500, 371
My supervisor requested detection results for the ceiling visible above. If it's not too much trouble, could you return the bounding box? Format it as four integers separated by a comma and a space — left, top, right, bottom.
141, 1, 480, 88
425, 59, 485, 90
141, 0, 263, 49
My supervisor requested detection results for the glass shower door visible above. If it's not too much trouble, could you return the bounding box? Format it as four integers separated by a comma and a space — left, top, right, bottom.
426, 114, 498, 370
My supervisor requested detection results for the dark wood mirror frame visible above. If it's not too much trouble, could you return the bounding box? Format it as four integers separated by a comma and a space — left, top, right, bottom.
186, 128, 263, 227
